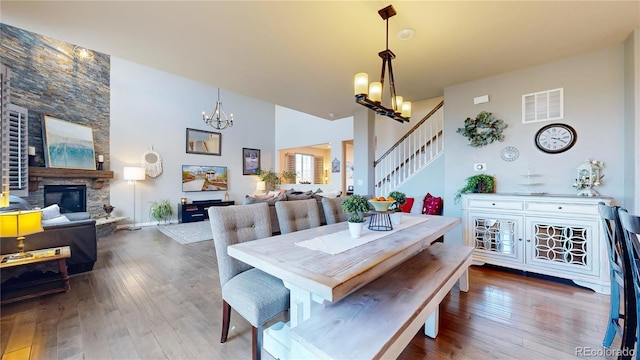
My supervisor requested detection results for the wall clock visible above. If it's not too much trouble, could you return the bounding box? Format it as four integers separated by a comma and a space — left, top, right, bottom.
534, 123, 577, 154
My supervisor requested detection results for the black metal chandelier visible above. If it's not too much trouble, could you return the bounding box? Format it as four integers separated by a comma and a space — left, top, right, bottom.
354, 5, 411, 123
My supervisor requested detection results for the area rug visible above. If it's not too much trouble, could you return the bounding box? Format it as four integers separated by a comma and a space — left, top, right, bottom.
157, 221, 213, 245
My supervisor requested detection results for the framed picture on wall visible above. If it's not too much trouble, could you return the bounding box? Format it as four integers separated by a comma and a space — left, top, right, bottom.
186, 128, 221, 155
242, 148, 261, 175
182, 165, 228, 192
43, 115, 96, 170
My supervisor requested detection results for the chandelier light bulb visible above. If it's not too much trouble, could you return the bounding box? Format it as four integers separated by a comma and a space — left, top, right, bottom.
369, 82, 382, 103
354, 73, 369, 95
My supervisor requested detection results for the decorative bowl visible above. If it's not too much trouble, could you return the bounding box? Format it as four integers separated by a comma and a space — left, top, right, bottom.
368, 200, 393, 212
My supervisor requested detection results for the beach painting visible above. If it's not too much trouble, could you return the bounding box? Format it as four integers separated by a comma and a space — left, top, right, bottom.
44, 116, 96, 170
182, 165, 228, 192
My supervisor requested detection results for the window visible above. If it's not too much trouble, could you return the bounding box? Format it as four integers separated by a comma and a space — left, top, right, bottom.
284, 153, 324, 184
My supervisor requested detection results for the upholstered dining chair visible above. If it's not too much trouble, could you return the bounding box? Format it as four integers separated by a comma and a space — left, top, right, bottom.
598, 203, 636, 351
321, 197, 350, 225
208, 203, 290, 360
275, 198, 321, 234
619, 208, 640, 358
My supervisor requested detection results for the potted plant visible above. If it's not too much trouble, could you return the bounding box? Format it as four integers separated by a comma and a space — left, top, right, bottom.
388, 191, 407, 224
150, 199, 173, 225
257, 169, 281, 191
454, 174, 495, 203
341, 194, 370, 238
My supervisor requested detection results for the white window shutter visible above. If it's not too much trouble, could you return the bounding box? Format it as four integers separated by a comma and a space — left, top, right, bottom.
6, 104, 29, 196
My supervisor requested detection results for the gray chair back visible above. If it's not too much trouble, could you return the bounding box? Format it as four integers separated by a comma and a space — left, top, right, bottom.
208, 202, 272, 287
321, 197, 350, 224
275, 199, 321, 234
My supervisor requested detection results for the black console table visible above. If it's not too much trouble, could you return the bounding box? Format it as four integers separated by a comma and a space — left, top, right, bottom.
178, 200, 235, 223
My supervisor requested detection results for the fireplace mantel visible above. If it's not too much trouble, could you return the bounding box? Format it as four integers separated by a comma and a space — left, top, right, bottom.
29, 167, 114, 191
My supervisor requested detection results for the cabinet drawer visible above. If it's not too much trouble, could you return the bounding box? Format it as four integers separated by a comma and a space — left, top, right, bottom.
525, 201, 597, 215
466, 199, 523, 211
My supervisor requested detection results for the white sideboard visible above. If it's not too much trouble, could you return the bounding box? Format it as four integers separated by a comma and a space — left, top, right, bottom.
461, 193, 613, 294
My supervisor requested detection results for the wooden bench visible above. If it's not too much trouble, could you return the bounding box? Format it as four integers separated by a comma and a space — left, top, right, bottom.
290, 242, 474, 360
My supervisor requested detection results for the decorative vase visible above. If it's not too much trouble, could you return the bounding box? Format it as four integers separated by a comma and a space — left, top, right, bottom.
103, 204, 114, 219
390, 212, 402, 225
348, 221, 364, 238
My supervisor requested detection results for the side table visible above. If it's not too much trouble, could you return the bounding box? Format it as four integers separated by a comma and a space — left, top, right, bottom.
1, 246, 71, 305
368, 211, 393, 231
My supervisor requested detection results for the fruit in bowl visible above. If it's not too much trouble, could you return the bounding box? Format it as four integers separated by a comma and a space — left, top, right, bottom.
369, 198, 394, 211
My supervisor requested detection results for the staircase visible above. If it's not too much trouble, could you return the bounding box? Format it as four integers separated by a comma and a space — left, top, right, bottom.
374, 101, 444, 196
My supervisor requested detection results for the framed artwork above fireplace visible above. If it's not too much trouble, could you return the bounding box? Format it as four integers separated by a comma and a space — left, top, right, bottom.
43, 115, 96, 170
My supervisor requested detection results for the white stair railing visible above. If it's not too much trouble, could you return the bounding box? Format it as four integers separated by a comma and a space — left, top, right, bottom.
374, 101, 444, 196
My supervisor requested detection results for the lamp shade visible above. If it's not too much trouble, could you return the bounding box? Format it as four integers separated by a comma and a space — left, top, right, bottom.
0, 210, 44, 237
256, 181, 266, 192
123, 166, 146, 181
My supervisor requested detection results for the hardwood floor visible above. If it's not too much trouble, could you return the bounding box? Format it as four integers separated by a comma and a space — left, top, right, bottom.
1, 226, 622, 359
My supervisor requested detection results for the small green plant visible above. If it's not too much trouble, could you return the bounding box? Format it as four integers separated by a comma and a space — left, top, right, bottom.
257, 169, 281, 191
150, 199, 173, 224
281, 170, 297, 184
454, 174, 495, 203
388, 191, 407, 212
341, 194, 370, 223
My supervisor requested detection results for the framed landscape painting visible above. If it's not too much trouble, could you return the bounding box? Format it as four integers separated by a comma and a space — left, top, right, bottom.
242, 148, 260, 175
43, 115, 96, 170
182, 165, 228, 192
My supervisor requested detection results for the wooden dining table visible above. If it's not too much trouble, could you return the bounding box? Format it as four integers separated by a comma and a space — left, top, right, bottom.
228, 214, 461, 359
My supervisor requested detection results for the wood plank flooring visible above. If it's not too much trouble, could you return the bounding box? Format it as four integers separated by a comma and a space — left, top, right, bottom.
1, 226, 622, 359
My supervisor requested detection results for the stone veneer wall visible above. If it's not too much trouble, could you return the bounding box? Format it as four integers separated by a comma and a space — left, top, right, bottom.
0, 24, 110, 217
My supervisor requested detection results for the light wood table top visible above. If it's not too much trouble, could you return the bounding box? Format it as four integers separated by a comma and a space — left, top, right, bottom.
228, 214, 460, 302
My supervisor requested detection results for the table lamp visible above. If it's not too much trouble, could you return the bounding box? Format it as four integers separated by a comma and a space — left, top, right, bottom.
256, 181, 266, 194
0, 210, 44, 260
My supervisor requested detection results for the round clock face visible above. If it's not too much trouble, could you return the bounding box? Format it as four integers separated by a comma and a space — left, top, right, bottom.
501, 146, 519, 162
534, 123, 577, 154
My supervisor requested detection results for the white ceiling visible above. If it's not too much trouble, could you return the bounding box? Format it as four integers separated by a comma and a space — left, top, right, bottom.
1, 1, 639, 121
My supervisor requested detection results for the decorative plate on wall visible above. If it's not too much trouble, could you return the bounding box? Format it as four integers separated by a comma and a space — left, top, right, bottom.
501, 146, 519, 162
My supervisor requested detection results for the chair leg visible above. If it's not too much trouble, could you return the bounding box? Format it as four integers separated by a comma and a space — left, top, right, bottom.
221, 300, 232, 343
252, 325, 262, 360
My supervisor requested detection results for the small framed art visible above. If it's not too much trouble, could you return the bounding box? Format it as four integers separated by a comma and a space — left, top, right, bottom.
186, 128, 221, 155
242, 148, 261, 175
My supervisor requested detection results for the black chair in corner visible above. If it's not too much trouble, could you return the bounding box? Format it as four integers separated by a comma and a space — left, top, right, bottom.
618, 207, 640, 358
599, 203, 636, 354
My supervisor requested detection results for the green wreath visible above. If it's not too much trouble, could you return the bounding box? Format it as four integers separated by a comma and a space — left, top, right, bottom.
456, 111, 507, 147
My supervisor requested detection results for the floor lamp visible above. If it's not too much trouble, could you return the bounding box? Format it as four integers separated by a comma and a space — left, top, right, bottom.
123, 166, 145, 231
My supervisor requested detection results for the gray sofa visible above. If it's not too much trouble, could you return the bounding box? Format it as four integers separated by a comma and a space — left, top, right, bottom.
1, 196, 98, 274
242, 192, 328, 234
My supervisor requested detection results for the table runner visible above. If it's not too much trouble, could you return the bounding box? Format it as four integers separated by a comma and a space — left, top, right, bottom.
296, 216, 429, 255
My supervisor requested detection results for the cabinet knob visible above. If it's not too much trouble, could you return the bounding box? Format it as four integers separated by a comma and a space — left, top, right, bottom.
492, 203, 496, 206
526, 239, 531, 242
518, 238, 523, 242
558, 206, 562, 209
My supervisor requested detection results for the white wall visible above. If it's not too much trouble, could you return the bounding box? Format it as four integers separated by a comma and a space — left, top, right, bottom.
623, 29, 640, 213
275, 105, 353, 192
442, 45, 627, 244
110, 57, 276, 226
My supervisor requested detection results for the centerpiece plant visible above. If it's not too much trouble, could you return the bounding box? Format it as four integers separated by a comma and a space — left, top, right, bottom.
387, 191, 407, 212
341, 194, 371, 238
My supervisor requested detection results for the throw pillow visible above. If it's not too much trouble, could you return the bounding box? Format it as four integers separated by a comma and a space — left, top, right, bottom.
41, 204, 62, 220
399, 197, 414, 213
252, 194, 275, 200
42, 215, 71, 226
422, 193, 443, 215
286, 193, 313, 201
243, 194, 286, 205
